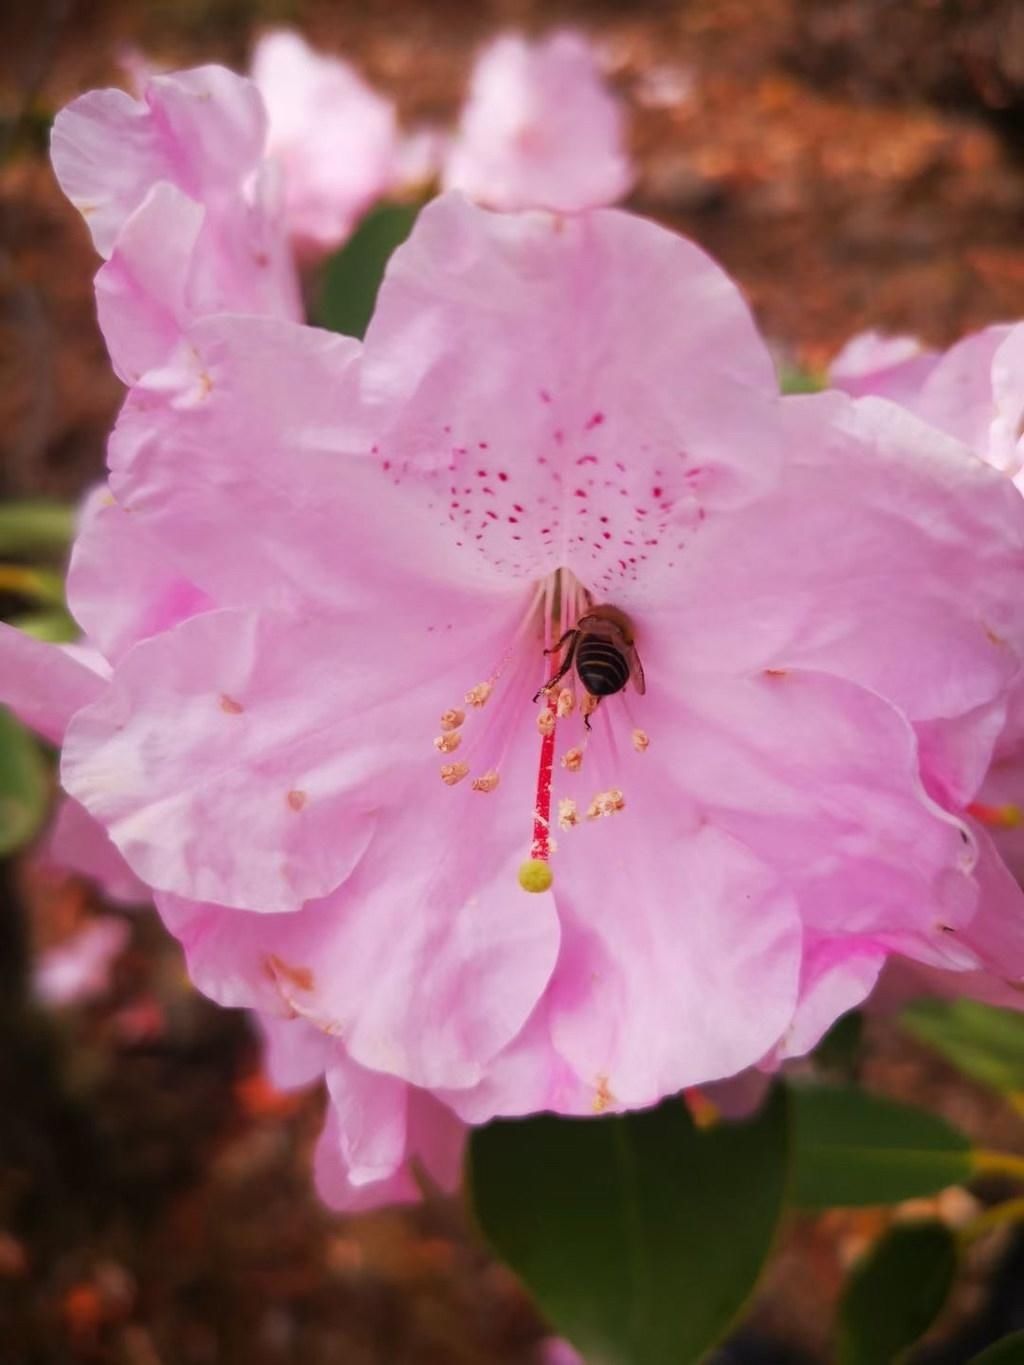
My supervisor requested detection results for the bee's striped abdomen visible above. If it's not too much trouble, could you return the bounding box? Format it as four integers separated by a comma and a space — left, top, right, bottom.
575, 638, 630, 696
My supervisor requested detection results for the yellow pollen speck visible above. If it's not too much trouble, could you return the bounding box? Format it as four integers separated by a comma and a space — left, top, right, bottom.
557, 798, 579, 830
586, 788, 626, 820
433, 731, 462, 754
561, 746, 584, 773
536, 708, 556, 736
580, 693, 599, 718
440, 708, 465, 731
198, 370, 213, 398
632, 728, 650, 753
465, 682, 493, 708
518, 858, 553, 893
440, 762, 470, 786
219, 693, 244, 714
286, 789, 307, 811
556, 688, 575, 717
593, 1076, 614, 1113
763, 668, 788, 679
471, 771, 500, 793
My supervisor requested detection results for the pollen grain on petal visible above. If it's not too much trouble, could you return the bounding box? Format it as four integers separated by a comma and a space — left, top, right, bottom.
440, 708, 466, 731
471, 770, 500, 792
286, 789, 307, 811
536, 708, 556, 737
586, 788, 625, 820
593, 1075, 614, 1113
580, 692, 599, 720
557, 797, 579, 830
440, 761, 470, 786
763, 668, 788, 679
632, 728, 649, 752
434, 731, 462, 754
561, 746, 584, 772
219, 693, 244, 714
556, 688, 575, 717
465, 681, 493, 708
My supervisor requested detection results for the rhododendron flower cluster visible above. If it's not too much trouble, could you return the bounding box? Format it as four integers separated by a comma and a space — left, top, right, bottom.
246, 25, 631, 252
6, 58, 1024, 1212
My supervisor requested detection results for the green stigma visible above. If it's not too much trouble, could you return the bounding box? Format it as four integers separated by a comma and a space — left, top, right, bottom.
518, 858, 553, 894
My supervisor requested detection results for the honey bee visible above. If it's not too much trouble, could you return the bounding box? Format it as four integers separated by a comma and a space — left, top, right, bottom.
533, 604, 645, 729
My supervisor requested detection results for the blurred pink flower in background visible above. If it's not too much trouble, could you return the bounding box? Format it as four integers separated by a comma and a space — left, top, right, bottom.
33, 916, 131, 1009
251, 29, 401, 253
442, 31, 633, 211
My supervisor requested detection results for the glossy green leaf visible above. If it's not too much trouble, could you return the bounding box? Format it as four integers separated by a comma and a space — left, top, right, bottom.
971, 1330, 1024, 1364
469, 1088, 789, 1365
0, 706, 48, 856
790, 1082, 972, 1207
902, 998, 1024, 1097
0, 501, 74, 558
838, 1220, 957, 1365
316, 201, 419, 339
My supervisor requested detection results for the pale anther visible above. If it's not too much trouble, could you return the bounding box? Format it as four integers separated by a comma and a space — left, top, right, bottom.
561, 746, 583, 772
465, 682, 493, 708
558, 798, 579, 830
471, 770, 501, 793
586, 788, 626, 820
536, 708, 556, 737
433, 731, 462, 754
632, 728, 650, 753
440, 762, 470, 786
556, 688, 575, 717
440, 708, 466, 731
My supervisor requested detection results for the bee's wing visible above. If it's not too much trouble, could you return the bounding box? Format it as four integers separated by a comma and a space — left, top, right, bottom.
628, 647, 646, 695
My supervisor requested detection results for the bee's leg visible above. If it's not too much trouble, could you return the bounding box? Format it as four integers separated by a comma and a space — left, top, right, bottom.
583, 695, 601, 732
543, 627, 578, 658
532, 633, 579, 703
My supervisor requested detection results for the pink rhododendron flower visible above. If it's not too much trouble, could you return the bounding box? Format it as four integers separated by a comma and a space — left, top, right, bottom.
830, 330, 939, 406
251, 30, 401, 253
831, 324, 1024, 481
51, 63, 300, 379
34, 916, 131, 1008
15, 182, 1023, 1128
442, 31, 633, 212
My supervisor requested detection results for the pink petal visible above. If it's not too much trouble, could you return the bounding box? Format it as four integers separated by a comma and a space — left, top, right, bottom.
548, 822, 802, 1105
46, 797, 149, 904
0, 623, 105, 744
647, 391, 1024, 773
443, 31, 632, 212
67, 487, 211, 664
314, 1071, 463, 1212
654, 670, 979, 969
776, 937, 886, 1060
51, 66, 267, 258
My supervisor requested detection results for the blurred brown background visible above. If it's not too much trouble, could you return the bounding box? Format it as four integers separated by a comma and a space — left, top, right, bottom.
4, 2, 1024, 1361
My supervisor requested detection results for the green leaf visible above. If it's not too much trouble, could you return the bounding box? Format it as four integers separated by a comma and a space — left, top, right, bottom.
0, 706, 48, 856
0, 501, 74, 559
838, 1220, 958, 1365
790, 1082, 972, 1207
778, 362, 826, 394
316, 201, 419, 340
469, 1088, 789, 1365
971, 1331, 1024, 1364
902, 998, 1024, 1098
